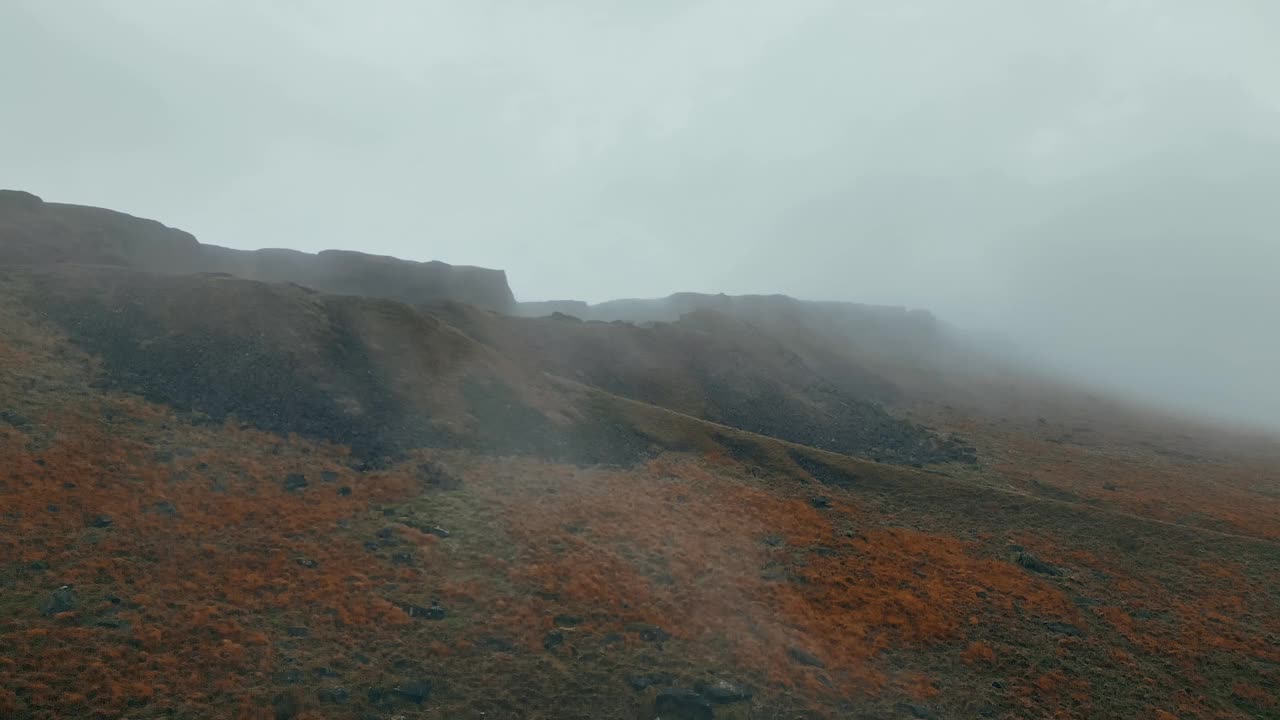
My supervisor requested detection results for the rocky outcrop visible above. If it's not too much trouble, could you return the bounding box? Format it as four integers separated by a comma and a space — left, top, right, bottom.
0, 190, 515, 312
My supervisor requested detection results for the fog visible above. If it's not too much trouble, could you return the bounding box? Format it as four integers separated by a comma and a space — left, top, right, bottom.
3, 1, 1278, 429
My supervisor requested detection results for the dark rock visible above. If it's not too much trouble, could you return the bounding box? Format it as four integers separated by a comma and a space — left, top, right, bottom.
625, 622, 669, 642
991, 680, 1004, 689
762, 534, 784, 547
811, 546, 837, 557
42, 585, 76, 615
363, 541, 379, 552
654, 688, 713, 720
895, 703, 937, 719
1015, 552, 1060, 576
295, 557, 318, 569
272, 692, 299, 720
28, 560, 49, 572
62, 482, 76, 489
543, 630, 565, 650
425, 525, 450, 538
1130, 609, 1158, 620
1044, 621, 1084, 636
275, 670, 303, 685
788, 647, 826, 668
317, 687, 349, 704
338, 486, 352, 497
0, 409, 30, 428
392, 552, 415, 565
402, 602, 445, 620
286, 626, 309, 638
1006, 544, 1024, 553
697, 678, 751, 704
602, 633, 624, 645
148, 500, 179, 517
481, 637, 515, 652
283, 473, 308, 492
393, 679, 432, 705
553, 614, 583, 627
89, 514, 113, 528
320, 471, 339, 483
95, 618, 130, 630
1103, 482, 1118, 491
46, 504, 59, 513
376, 527, 396, 539
106, 594, 121, 604
809, 496, 832, 509
625, 673, 673, 691
418, 462, 461, 490
313, 667, 340, 678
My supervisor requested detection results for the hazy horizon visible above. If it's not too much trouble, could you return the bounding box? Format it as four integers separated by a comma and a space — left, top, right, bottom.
3, 1, 1278, 430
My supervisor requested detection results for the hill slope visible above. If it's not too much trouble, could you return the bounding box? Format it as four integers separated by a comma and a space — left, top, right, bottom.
1, 195, 1279, 720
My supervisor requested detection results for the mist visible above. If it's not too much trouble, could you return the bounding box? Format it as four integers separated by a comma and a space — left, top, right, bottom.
3, 0, 1278, 430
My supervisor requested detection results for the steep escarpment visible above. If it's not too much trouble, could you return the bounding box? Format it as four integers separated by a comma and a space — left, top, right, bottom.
0, 190, 516, 311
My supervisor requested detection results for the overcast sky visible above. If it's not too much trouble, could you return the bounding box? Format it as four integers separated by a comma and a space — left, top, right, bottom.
2, 1, 1279, 429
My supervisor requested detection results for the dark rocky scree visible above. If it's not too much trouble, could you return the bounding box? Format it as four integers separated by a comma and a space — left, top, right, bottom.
38, 278, 658, 467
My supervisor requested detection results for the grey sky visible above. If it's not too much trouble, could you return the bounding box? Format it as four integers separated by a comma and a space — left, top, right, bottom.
2, 1, 1279, 429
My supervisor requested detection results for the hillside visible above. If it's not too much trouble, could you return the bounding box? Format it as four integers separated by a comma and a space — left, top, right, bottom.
1, 195, 1279, 720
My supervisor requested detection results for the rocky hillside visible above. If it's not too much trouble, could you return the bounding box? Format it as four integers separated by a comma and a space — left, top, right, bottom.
0, 190, 515, 312
2, 194, 1278, 720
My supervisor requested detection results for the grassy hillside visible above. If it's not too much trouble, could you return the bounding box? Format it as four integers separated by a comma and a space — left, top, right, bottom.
2, 264, 1278, 720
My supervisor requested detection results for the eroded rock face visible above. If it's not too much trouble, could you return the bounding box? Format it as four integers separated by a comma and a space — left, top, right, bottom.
0, 190, 516, 312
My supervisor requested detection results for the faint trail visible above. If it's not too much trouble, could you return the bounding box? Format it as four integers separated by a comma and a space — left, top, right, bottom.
553, 374, 1280, 547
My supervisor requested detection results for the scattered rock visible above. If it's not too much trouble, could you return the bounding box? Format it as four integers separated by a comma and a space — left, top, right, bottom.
42, 585, 76, 615
809, 496, 832, 509
788, 647, 826, 668
625, 673, 673, 691
28, 560, 49, 572
313, 667, 340, 678
272, 692, 299, 720
1015, 552, 1060, 576
320, 471, 339, 483
481, 637, 515, 652
393, 679, 432, 704
147, 500, 179, 517
553, 614, 583, 627
363, 541, 379, 552
1044, 621, 1084, 637
0, 409, 30, 428
89, 514, 113, 528
896, 702, 937, 719
543, 631, 565, 651
625, 622, 669, 642
418, 462, 461, 490
286, 627, 309, 638
283, 473, 308, 492
654, 688, 713, 720
762, 534, 785, 547
338, 486, 352, 497
401, 601, 446, 620
317, 687, 349, 704
391, 552, 415, 565
696, 678, 751, 704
